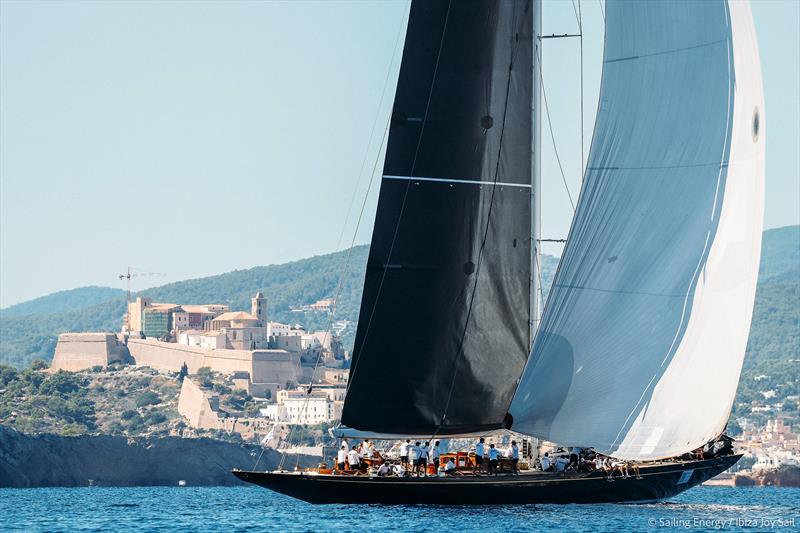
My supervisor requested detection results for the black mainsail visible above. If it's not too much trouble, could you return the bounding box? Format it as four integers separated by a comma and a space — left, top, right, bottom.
342, 0, 534, 436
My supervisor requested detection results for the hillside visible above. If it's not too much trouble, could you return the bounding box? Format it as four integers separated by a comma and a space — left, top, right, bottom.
0, 286, 125, 318
0, 227, 797, 431
0, 246, 559, 368
757, 225, 800, 283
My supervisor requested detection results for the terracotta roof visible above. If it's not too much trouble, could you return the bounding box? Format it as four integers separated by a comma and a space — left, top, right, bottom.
213, 311, 257, 322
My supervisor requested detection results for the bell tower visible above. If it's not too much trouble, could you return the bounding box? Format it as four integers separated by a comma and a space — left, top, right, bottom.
251, 292, 267, 325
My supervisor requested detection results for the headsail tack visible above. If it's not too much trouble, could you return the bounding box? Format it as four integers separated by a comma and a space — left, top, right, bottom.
342, 0, 535, 436
509, 0, 765, 460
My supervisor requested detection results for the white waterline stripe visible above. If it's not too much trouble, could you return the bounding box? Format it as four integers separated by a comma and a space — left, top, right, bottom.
383, 175, 532, 189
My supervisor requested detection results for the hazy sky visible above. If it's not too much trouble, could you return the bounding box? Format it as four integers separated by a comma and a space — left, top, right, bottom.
1, 0, 798, 307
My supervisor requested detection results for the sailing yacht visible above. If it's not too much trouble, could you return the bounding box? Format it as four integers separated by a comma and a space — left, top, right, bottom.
233, 0, 765, 504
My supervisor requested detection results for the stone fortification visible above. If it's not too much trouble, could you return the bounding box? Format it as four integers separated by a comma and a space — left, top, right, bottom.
50, 333, 129, 371
126, 338, 296, 388
177, 377, 223, 430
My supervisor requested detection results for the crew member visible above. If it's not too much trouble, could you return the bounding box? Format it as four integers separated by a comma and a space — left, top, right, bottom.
475, 437, 485, 473
540, 452, 552, 472
430, 440, 441, 472
399, 439, 410, 468
336, 445, 347, 472
376, 462, 391, 477
488, 444, 499, 475
508, 441, 520, 475
418, 441, 429, 476
409, 441, 420, 475
444, 458, 456, 475
347, 445, 361, 473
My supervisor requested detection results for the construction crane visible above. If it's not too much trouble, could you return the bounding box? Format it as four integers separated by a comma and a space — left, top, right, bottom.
119, 267, 166, 334
118, 267, 166, 303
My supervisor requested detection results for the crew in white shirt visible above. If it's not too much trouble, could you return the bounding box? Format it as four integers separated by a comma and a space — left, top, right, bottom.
444, 458, 456, 475
487, 444, 500, 475
507, 441, 520, 475
540, 452, 552, 472
347, 446, 361, 472
399, 439, 410, 468
336, 446, 347, 471
474, 437, 486, 473
376, 462, 391, 477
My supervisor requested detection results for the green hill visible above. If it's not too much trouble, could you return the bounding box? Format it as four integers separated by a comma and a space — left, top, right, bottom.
1, 225, 797, 431
0, 286, 125, 318
0, 247, 559, 368
757, 225, 800, 283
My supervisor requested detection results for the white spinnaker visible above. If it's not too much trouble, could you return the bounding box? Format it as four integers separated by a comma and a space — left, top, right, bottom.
508, 0, 764, 460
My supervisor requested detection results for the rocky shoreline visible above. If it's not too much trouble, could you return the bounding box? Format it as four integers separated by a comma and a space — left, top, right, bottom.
733, 465, 800, 487
0, 426, 312, 488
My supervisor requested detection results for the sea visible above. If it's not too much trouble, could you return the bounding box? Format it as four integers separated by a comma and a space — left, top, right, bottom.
1, 486, 798, 532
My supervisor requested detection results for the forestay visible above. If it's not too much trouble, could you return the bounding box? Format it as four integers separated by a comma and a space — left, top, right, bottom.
342, 0, 534, 436
509, 0, 765, 460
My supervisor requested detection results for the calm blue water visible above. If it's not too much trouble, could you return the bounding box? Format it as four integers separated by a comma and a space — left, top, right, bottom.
1, 486, 798, 532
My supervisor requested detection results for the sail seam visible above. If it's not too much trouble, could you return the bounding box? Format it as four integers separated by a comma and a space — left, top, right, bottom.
587, 162, 729, 171
383, 174, 532, 188
605, 38, 727, 64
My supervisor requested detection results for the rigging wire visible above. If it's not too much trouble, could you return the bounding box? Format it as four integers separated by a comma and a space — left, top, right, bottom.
263, 5, 408, 472
570, 0, 580, 27
579, 0, 585, 181
286, 112, 391, 472
598, 0, 605, 23
332, 20, 403, 254
537, 45, 576, 212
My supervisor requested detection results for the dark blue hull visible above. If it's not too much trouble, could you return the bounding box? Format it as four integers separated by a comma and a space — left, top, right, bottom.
232, 454, 740, 504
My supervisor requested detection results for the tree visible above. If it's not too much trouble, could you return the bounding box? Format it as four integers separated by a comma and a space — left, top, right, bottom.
29, 359, 48, 371
178, 362, 188, 383
196, 366, 213, 388
135, 391, 161, 407
39, 371, 85, 395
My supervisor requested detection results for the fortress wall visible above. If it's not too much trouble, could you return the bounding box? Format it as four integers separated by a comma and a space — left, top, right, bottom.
251, 351, 297, 385
51, 333, 128, 372
126, 339, 296, 395
177, 378, 222, 430
202, 348, 256, 376
127, 338, 206, 373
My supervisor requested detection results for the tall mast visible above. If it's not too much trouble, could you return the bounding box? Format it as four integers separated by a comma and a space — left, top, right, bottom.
530, 0, 542, 346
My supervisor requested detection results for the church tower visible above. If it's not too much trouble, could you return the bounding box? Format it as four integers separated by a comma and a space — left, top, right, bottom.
251, 292, 267, 325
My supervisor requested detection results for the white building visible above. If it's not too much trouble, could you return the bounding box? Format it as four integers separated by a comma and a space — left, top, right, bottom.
268, 390, 335, 424
178, 330, 226, 349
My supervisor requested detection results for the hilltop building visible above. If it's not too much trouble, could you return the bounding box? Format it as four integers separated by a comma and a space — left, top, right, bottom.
125, 297, 229, 337
264, 390, 339, 424
291, 298, 335, 313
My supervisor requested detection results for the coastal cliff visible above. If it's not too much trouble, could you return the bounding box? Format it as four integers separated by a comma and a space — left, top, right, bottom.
0, 426, 310, 488
734, 465, 800, 487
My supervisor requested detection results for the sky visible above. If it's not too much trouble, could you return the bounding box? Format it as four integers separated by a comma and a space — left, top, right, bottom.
1, 0, 798, 308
